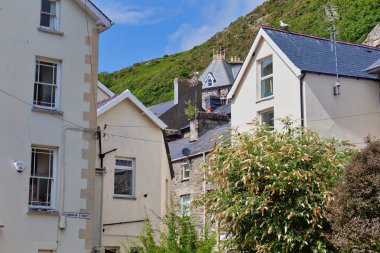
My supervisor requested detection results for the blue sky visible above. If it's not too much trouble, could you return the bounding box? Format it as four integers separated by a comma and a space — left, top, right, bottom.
92, 0, 266, 73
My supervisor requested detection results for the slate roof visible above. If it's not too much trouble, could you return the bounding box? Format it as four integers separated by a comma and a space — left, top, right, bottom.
149, 100, 175, 117
364, 58, 380, 74
169, 124, 231, 161
200, 59, 242, 89
213, 104, 231, 116
263, 27, 380, 80
97, 94, 120, 109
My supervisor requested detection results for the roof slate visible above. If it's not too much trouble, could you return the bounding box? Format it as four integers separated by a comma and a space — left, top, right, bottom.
169, 124, 231, 161
200, 59, 242, 89
149, 100, 175, 117
263, 27, 380, 80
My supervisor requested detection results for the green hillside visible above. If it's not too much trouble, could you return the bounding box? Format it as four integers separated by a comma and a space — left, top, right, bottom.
99, 0, 380, 107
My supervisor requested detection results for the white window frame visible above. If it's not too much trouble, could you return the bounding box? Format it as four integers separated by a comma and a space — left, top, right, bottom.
259, 108, 274, 131
114, 158, 136, 197
180, 194, 191, 217
34, 59, 61, 110
181, 160, 190, 180
40, 0, 60, 31
259, 57, 273, 99
29, 147, 57, 210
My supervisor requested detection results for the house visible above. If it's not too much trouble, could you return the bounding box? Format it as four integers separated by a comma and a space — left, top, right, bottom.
150, 78, 203, 131
228, 26, 380, 145
363, 23, 380, 48
0, 0, 111, 253
200, 51, 242, 112
169, 112, 230, 229
97, 89, 173, 253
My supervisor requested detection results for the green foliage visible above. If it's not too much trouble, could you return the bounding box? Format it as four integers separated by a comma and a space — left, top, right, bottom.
203, 119, 353, 252
125, 211, 218, 253
328, 137, 380, 252
100, 0, 380, 107
184, 100, 196, 119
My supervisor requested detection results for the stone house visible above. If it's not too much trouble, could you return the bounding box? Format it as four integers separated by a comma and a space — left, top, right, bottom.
169, 112, 230, 229
0, 1, 112, 253
200, 52, 242, 111
228, 25, 380, 145
150, 78, 203, 131
96, 89, 173, 253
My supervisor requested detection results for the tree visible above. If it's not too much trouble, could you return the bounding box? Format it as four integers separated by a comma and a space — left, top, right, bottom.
125, 211, 218, 253
328, 138, 380, 252
204, 120, 352, 252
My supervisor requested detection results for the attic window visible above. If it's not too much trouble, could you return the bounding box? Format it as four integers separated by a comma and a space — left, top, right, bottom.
207, 78, 213, 86
260, 58, 273, 98
40, 0, 59, 31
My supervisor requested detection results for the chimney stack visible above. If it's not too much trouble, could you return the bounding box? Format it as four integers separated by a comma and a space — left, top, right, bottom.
190, 112, 229, 142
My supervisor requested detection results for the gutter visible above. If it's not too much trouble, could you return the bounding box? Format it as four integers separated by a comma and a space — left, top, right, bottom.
300, 71, 306, 127
162, 130, 175, 179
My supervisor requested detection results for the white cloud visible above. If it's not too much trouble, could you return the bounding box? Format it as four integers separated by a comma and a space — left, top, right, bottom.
166, 0, 265, 53
92, 0, 160, 25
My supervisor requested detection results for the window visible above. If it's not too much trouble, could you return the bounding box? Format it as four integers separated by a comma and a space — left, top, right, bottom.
207, 78, 213, 87
260, 109, 274, 130
34, 60, 59, 109
105, 248, 120, 253
40, 0, 58, 30
114, 159, 135, 197
180, 194, 191, 216
181, 161, 190, 180
29, 147, 56, 209
260, 58, 273, 98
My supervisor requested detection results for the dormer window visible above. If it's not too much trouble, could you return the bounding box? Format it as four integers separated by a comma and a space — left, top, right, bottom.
40, 0, 59, 31
260, 58, 273, 98
205, 73, 216, 87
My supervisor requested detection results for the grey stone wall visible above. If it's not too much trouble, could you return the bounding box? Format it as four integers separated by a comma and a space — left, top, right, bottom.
171, 155, 206, 230
190, 112, 230, 142
363, 23, 380, 48
202, 86, 231, 110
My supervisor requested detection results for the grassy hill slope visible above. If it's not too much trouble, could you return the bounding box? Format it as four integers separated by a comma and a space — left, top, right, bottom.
99, 0, 380, 107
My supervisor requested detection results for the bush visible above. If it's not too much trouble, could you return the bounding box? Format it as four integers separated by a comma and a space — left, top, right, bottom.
204, 120, 353, 252
328, 138, 380, 252
125, 211, 218, 253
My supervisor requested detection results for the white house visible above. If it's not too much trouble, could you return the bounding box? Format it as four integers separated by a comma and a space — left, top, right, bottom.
228, 26, 380, 145
0, 1, 111, 252
96, 89, 173, 253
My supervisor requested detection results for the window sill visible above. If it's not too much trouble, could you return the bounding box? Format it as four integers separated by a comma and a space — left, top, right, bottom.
37, 27, 64, 36
256, 96, 274, 104
32, 107, 63, 116
113, 195, 136, 200
27, 208, 59, 216
181, 178, 190, 182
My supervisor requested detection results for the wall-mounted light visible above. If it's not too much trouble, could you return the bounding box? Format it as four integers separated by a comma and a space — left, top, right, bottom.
333, 81, 341, 96
14, 161, 26, 173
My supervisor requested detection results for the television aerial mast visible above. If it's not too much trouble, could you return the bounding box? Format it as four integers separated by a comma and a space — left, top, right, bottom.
325, 5, 340, 96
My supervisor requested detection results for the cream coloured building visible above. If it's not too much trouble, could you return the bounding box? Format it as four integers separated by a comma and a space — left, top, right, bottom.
228, 26, 380, 145
96, 88, 173, 253
0, 1, 111, 252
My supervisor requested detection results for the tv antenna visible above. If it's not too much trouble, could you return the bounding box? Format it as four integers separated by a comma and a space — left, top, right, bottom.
325, 5, 340, 96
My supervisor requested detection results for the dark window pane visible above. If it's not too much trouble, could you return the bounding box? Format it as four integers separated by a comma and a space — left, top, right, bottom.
261, 58, 273, 77
116, 159, 132, 167
39, 64, 55, 84
29, 178, 51, 206
114, 169, 133, 195
40, 13, 50, 27
35, 83, 55, 107
34, 149, 51, 177
41, 0, 51, 13
261, 110, 274, 128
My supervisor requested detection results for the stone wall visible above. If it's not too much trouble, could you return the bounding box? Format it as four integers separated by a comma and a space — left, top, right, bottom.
202, 86, 231, 110
171, 155, 206, 230
363, 23, 380, 48
190, 112, 230, 142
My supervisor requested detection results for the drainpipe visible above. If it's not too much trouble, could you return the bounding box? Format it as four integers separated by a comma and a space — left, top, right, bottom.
300, 71, 306, 127
203, 152, 206, 230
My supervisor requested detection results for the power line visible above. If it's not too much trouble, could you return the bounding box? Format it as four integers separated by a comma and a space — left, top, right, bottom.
307, 111, 380, 122
0, 87, 94, 133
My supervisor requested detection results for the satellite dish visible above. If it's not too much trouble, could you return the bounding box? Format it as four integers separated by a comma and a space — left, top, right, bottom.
182, 148, 191, 157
